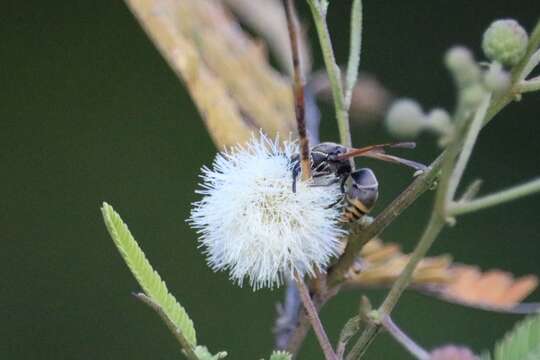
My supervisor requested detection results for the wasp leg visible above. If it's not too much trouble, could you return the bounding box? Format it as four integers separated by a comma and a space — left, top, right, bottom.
292, 169, 299, 193
340, 175, 348, 194
326, 195, 345, 209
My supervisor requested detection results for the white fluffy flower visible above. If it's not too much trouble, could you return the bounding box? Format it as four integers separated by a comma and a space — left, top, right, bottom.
189, 134, 345, 290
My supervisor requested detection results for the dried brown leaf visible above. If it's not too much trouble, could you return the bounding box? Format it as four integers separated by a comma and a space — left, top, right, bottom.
125, 0, 296, 148
224, 0, 312, 75
345, 239, 538, 312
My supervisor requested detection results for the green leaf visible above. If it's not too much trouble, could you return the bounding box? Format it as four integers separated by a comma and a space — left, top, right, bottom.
101, 202, 197, 347
194, 346, 227, 360
494, 314, 540, 360
337, 315, 362, 356
269, 350, 292, 360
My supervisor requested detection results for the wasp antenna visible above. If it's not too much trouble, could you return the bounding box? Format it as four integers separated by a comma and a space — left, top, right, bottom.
391, 142, 416, 149
336, 142, 416, 160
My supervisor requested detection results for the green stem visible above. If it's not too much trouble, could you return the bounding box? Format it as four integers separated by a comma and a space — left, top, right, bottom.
448, 178, 540, 216
519, 49, 540, 81
379, 214, 446, 314
346, 214, 445, 360
519, 77, 540, 93
344, 0, 363, 108
446, 94, 491, 203
516, 20, 540, 82
306, 0, 352, 148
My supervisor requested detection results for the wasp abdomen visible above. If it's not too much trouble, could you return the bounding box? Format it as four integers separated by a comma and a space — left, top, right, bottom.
341, 168, 379, 223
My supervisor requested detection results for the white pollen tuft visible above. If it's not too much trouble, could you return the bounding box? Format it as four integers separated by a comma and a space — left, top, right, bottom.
188, 133, 346, 290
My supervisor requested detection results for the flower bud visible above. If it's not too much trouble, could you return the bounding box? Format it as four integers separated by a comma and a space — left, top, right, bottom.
445, 46, 481, 87
426, 109, 452, 133
461, 84, 487, 108
430, 345, 477, 360
482, 19, 528, 66
385, 99, 426, 139
484, 61, 510, 93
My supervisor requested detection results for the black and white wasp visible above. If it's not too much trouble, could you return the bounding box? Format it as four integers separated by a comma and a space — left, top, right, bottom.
291, 142, 426, 222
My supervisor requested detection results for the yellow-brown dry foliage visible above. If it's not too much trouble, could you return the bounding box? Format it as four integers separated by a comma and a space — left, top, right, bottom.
125, 0, 296, 149
346, 239, 538, 311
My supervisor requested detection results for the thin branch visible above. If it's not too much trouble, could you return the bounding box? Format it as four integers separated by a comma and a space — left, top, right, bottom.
445, 94, 491, 205
344, 0, 363, 109
379, 214, 446, 315
448, 177, 540, 216
282, 0, 311, 179
518, 77, 540, 93
133, 293, 200, 360
519, 48, 540, 81
517, 20, 540, 82
294, 275, 338, 360
345, 324, 382, 360
306, 0, 352, 148
328, 153, 445, 287
336, 315, 362, 359
381, 316, 430, 360
457, 179, 483, 202
346, 214, 446, 360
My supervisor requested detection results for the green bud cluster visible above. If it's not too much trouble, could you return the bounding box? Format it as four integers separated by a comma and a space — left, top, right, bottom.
445, 46, 481, 88
482, 19, 529, 66
484, 61, 510, 93
385, 99, 453, 146
385, 99, 426, 139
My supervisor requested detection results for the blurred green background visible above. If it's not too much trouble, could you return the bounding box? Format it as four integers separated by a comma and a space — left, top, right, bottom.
2, 1, 540, 359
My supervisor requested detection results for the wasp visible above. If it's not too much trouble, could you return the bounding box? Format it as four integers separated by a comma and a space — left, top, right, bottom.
291, 142, 426, 222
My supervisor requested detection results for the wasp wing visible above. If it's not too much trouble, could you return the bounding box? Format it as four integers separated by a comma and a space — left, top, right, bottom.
362, 151, 427, 171
336, 142, 416, 160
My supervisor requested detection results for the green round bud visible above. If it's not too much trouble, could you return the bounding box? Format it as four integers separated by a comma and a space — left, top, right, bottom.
484, 61, 510, 92
461, 84, 487, 108
426, 108, 452, 134
445, 46, 474, 70
444, 46, 481, 87
385, 99, 426, 139
482, 19, 528, 66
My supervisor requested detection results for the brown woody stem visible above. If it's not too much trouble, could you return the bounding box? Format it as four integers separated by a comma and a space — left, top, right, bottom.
294, 275, 337, 360
282, 0, 311, 180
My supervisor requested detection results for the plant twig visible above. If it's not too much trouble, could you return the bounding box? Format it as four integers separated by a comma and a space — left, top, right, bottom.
518, 77, 540, 93
294, 274, 338, 360
458, 179, 483, 202
517, 20, 540, 82
448, 177, 540, 216
445, 94, 491, 205
336, 315, 361, 359
344, 0, 363, 109
380, 315, 430, 360
283, 0, 311, 179
328, 153, 445, 287
133, 293, 199, 360
346, 214, 445, 360
306, 0, 352, 148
